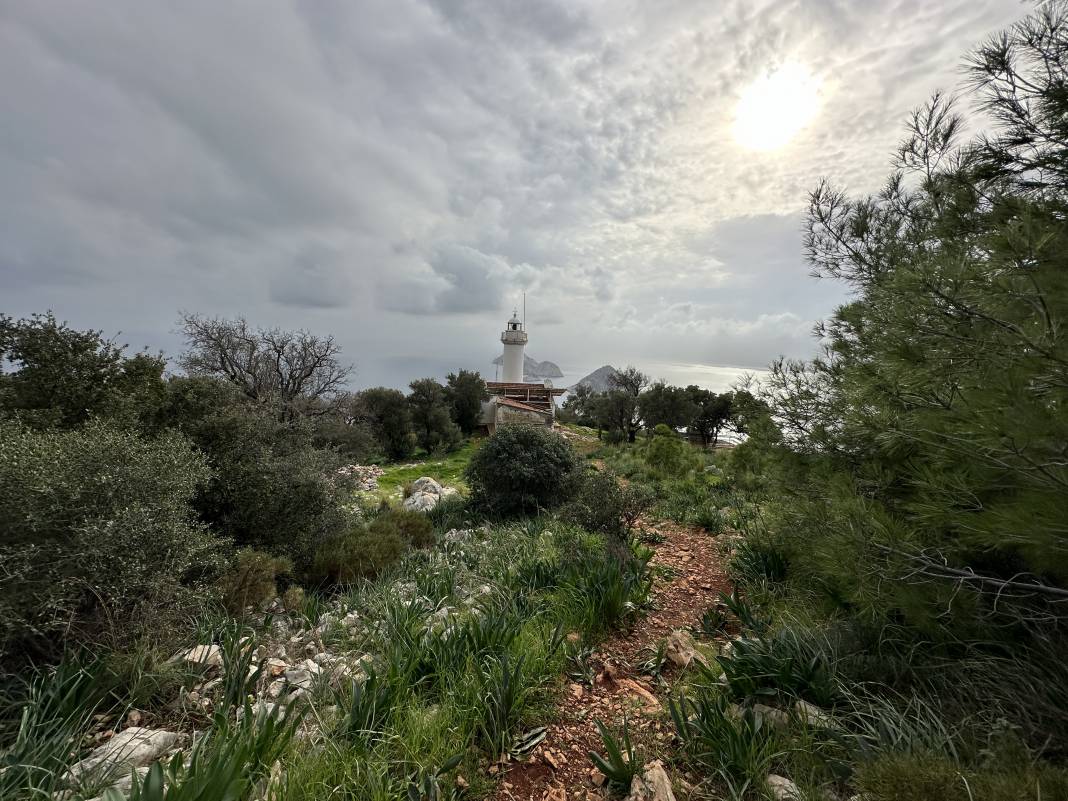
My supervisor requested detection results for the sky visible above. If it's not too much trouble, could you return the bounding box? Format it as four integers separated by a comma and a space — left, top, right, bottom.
0, 0, 1025, 391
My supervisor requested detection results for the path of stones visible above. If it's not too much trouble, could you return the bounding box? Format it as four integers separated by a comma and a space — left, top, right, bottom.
488, 517, 733, 801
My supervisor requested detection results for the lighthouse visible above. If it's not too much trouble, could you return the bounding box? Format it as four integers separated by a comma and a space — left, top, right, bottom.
500, 310, 528, 383
483, 308, 566, 433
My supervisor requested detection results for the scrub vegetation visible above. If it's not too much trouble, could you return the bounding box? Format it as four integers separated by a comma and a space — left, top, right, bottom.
2, 6, 1067, 801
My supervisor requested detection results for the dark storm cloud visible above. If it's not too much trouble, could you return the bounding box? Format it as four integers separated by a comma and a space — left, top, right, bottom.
0, 0, 1025, 388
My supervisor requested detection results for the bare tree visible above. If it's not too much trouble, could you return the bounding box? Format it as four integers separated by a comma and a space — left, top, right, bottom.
178, 313, 351, 420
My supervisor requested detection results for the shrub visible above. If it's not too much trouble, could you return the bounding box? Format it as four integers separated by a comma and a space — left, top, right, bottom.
427, 493, 473, 533
368, 509, 436, 549
0, 312, 167, 431
282, 585, 305, 612
311, 527, 406, 585
466, 425, 581, 516
165, 399, 351, 570
218, 549, 293, 614
0, 421, 224, 660
691, 501, 727, 534
562, 469, 655, 540
644, 424, 701, 477
408, 378, 463, 454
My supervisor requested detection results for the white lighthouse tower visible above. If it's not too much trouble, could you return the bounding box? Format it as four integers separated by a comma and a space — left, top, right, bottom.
500, 309, 528, 383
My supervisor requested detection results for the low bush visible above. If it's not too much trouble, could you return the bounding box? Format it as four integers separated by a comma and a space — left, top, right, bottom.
0, 659, 114, 800
109, 701, 303, 801
691, 501, 727, 534
644, 424, 702, 477
218, 549, 293, 614
311, 527, 406, 585
562, 468, 655, 540
589, 718, 641, 793
336, 666, 405, 750
0, 421, 224, 660
426, 493, 474, 533
368, 508, 436, 549
282, 585, 305, 612
466, 425, 581, 516
853, 752, 1068, 801
161, 386, 351, 570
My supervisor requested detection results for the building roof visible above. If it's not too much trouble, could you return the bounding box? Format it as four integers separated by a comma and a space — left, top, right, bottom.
486, 381, 566, 396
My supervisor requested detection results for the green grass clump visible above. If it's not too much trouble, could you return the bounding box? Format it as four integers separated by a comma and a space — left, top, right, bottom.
670, 690, 782, 798
370, 438, 480, 501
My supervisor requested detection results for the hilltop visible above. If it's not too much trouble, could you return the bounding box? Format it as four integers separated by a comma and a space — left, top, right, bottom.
569, 364, 619, 392
491, 353, 563, 380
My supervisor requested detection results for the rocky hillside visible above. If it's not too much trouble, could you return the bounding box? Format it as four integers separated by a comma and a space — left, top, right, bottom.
569, 364, 619, 393
491, 353, 564, 380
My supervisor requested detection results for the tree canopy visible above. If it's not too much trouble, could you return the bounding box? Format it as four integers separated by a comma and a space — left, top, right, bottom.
179, 313, 351, 421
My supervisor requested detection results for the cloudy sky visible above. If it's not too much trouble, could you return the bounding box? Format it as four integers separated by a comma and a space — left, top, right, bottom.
1, 0, 1025, 390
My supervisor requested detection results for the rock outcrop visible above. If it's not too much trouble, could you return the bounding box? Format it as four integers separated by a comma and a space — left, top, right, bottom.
171, 643, 223, 670
626, 760, 677, 801
765, 774, 801, 800
67, 727, 182, 786
336, 464, 385, 492
570, 365, 619, 393
402, 476, 458, 512
665, 629, 708, 668
492, 353, 564, 380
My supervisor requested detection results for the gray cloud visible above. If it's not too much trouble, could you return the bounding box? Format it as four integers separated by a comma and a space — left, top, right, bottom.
0, 0, 1024, 388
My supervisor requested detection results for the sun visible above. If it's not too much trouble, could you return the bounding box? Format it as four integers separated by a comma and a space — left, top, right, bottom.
732, 63, 821, 151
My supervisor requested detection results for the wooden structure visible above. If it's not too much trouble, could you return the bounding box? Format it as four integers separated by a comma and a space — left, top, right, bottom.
482, 381, 566, 433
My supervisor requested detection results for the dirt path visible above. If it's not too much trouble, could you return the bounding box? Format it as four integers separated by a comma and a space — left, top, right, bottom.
489, 518, 733, 801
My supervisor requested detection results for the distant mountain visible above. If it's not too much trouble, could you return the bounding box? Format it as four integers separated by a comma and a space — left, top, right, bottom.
570, 365, 619, 393
492, 354, 564, 380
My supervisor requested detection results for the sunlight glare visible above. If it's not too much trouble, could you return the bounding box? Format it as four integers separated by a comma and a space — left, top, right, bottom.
733, 63, 821, 151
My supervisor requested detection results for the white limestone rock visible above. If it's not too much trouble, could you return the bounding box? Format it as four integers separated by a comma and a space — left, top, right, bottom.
794, 699, 837, 730
665, 629, 708, 668
236, 701, 282, 723
171, 644, 223, 670
626, 760, 677, 801
410, 476, 443, 495
403, 491, 439, 512
67, 727, 181, 785
765, 774, 801, 800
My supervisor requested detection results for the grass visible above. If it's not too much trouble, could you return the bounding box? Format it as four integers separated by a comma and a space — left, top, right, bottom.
3, 515, 653, 801
369, 438, 481, 502
272, 520, 649, 799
